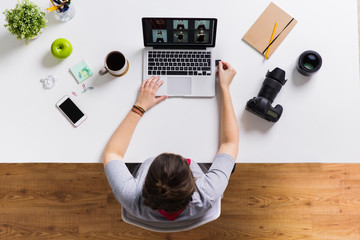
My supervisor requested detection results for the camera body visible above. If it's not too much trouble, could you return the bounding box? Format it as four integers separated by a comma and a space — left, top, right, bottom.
246, 67, 287, 122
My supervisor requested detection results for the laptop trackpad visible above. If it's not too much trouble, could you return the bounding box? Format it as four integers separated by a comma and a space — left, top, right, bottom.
167, 77, 191, 95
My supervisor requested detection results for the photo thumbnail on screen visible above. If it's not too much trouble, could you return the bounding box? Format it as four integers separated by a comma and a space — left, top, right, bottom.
150, 19, 166, 29
173, 20, 188, 29
174, 31, 188, 43
195, 30, 208, 43
152, 30, 168, 43
195, 20, 210, 30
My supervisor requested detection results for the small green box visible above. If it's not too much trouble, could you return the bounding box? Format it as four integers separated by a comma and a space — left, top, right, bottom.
70, 60, 93, 83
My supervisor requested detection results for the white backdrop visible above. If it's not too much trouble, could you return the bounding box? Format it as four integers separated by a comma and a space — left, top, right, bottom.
0, 0, 359, 163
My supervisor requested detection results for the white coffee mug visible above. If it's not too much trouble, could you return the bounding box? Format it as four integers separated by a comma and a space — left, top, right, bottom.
99, 51, 129, 77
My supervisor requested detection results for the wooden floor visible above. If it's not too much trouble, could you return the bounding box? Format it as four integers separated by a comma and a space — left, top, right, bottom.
1, 163, 360, 239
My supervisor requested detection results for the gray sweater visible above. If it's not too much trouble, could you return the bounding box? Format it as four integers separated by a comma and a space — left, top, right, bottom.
105, 153, 234, 224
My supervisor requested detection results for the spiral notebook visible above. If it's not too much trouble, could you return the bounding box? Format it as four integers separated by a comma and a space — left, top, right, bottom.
242, 2, 297, 58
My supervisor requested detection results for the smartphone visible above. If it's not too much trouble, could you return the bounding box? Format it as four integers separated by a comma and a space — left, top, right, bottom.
56, 95, 87, 127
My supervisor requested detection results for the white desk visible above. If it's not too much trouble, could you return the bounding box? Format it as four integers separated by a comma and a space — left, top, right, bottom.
0, 0, 359, 163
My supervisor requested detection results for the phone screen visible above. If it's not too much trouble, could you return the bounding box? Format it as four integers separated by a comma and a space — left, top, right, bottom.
59, 98, 85, 124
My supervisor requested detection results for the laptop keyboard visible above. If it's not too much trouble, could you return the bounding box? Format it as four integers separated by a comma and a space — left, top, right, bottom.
147, 50, 212, 76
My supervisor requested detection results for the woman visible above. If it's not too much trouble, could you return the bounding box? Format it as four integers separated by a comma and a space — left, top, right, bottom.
104, 61, 239, 230
175, 31, 184, 42
155, 30, 164, 43
196, 30, 206, 43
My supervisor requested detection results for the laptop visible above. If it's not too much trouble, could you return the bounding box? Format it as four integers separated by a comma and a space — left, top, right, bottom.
142, 18, 218, 97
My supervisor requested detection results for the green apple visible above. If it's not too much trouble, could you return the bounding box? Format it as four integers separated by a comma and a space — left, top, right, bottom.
51, 38, 73, 59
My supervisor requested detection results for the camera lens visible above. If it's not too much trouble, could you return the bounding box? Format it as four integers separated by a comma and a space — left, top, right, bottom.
303, 54, 318, 70
258, 68, 287, 103
297, 50, 322, 76
258, 78, 282, 103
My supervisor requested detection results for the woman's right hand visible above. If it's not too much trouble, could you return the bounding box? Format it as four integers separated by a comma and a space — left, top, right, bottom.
135, 76, 168, 111
218, 61, 237, 89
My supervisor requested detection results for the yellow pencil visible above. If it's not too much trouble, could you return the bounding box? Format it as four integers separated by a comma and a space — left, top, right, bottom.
265, 21, 278, 59
47, 5, 60, 12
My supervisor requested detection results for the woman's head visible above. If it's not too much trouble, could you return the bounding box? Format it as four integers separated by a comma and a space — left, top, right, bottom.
142, 153, 195, 212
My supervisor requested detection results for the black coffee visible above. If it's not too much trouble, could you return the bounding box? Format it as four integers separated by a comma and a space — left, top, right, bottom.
106, 52, 125, 71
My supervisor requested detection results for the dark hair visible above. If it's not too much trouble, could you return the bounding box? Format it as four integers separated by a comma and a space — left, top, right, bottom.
142, 153, 195, 212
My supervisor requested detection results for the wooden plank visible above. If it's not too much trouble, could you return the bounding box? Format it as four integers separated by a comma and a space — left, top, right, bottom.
0, 214, 78, 240
312, 214, 360, 240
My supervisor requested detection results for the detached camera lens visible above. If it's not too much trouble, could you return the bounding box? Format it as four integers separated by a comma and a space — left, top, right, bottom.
296, 50, 322, 76
304, 55, 317, 69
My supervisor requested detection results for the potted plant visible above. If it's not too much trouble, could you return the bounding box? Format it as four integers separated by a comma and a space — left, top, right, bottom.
3, 0, 47, 44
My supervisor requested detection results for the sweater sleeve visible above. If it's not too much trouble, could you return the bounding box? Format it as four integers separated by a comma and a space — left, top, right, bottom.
104, 160, 138, 210
197, 153, 235, 205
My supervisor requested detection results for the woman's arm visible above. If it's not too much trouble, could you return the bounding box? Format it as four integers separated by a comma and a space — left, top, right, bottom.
217, 61, 239, 160
103, 76, 167, 166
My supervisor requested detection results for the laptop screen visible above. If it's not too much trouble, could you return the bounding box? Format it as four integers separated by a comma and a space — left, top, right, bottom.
142, 18, 217, 48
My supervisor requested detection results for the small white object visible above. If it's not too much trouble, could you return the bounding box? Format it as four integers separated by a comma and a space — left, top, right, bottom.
56, 95, 87, 127
40, 75, 57, 89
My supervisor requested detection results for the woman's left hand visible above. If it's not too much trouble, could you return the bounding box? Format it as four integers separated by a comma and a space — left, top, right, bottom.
135, 76, 168, 111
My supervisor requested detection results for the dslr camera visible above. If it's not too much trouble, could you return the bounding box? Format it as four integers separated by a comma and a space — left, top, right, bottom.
246, 67, 287, 122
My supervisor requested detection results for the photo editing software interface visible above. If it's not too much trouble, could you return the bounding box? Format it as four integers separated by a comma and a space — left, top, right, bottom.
143, 18, 217, 47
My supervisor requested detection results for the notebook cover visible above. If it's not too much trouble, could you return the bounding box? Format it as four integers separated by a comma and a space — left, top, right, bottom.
242, 2, 297, 58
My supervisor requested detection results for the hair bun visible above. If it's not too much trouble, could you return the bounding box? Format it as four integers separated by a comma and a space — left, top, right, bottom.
156, 182, 170, 196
